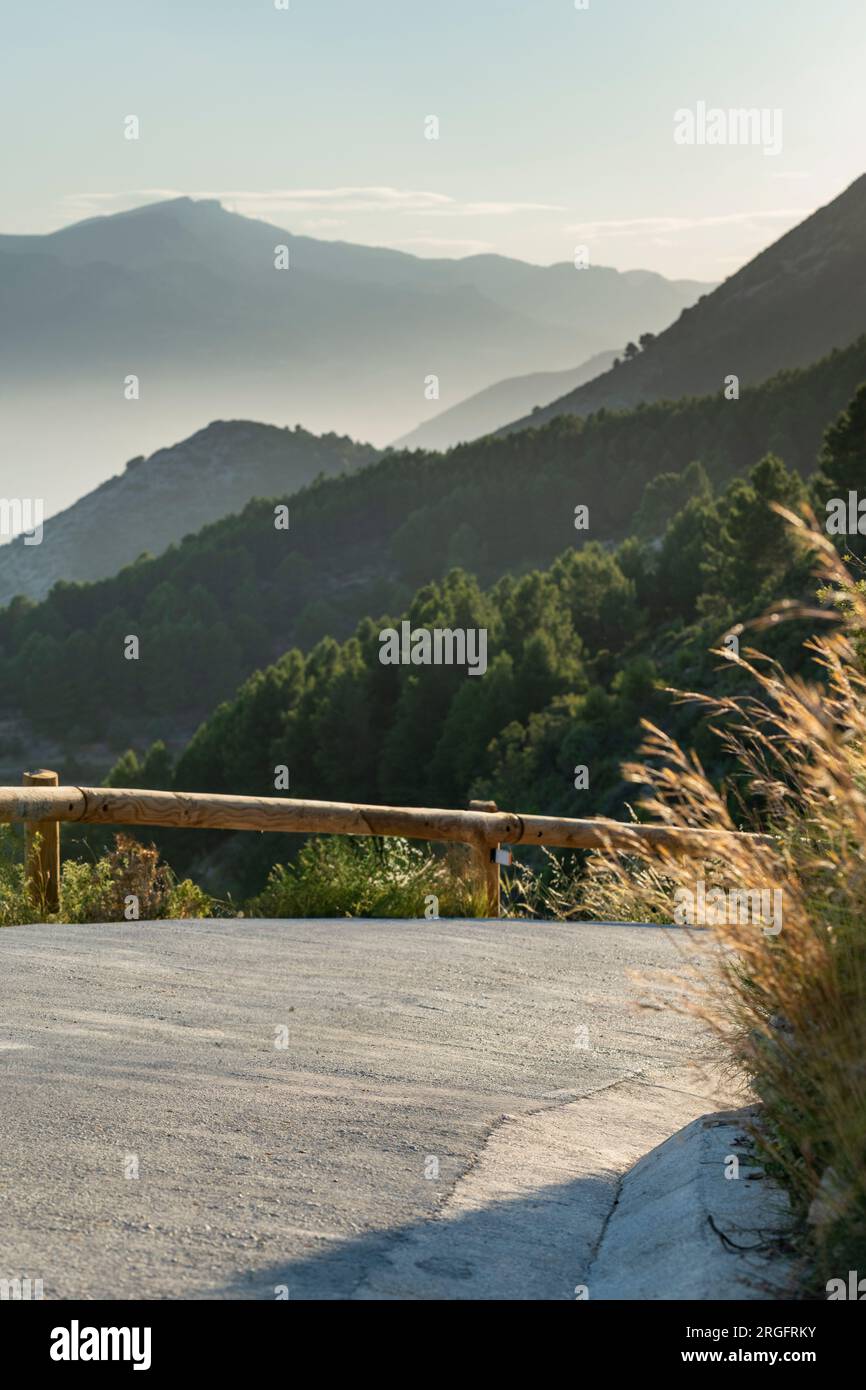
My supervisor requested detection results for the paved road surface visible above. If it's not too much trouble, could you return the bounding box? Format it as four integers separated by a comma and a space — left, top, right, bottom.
0, 917, 731, 1299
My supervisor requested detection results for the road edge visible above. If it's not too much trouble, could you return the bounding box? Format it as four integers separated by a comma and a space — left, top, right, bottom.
585, 1104, 802, 1300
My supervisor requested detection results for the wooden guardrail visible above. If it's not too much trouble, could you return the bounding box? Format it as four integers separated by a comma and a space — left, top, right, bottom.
2, 771, 773, 919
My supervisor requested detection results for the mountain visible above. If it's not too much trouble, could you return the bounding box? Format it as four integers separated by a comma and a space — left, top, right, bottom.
392, 350, 617, 451
0, 421, 379, 608
4, 334, 865, 757
504, 174, 866, 433
0, 197, 711, 514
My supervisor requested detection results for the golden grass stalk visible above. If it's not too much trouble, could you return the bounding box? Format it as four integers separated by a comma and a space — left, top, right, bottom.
582, 510, 866, 1282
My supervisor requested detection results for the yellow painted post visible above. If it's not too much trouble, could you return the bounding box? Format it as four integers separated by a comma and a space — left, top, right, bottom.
23, 769, 61, 913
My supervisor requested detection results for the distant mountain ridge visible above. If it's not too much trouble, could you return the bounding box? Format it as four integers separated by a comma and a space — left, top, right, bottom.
0, 196, 712, 514
392, 350, 618, 451
503, 173, 866, 433
0, 421, 378, 607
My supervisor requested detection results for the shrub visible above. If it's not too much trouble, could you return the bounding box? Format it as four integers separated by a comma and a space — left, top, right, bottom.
0, 825, 30, 925
248, 834, 480, 919
60, 834, 212, 922
0, 829, 211, 925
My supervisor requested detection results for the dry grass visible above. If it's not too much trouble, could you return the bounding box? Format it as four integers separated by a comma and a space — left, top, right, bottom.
578, 510, 866, 1288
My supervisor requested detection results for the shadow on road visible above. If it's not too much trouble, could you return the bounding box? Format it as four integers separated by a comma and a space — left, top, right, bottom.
209, 1172, 616, 1301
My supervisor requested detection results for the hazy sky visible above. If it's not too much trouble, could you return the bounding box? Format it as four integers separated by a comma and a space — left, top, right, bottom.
3, 0, 865, 279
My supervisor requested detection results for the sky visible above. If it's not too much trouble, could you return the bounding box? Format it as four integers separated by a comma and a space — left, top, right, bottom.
2, 0, 865, 279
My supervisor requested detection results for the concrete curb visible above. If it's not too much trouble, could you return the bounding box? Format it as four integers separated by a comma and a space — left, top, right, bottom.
586, 1105, 801, 1300
352, 1067, 746, 1300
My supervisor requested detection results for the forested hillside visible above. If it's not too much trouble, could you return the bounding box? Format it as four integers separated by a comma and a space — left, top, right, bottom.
3, 337, 865, 755
97, 384, 866, 895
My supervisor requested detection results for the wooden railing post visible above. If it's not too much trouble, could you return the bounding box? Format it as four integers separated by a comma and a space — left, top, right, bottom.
23, 769, 61, 913
468, 799, 500, 918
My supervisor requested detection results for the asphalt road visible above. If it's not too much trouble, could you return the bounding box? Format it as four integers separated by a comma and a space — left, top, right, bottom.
0, 917, 729, 1300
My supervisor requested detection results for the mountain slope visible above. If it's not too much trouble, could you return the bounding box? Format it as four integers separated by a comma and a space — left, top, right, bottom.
392, 350, 617, 451
504, 174, 866, 433
0, 197, 712, 513
0, 421, 378, 607
4, 334, 865, 754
